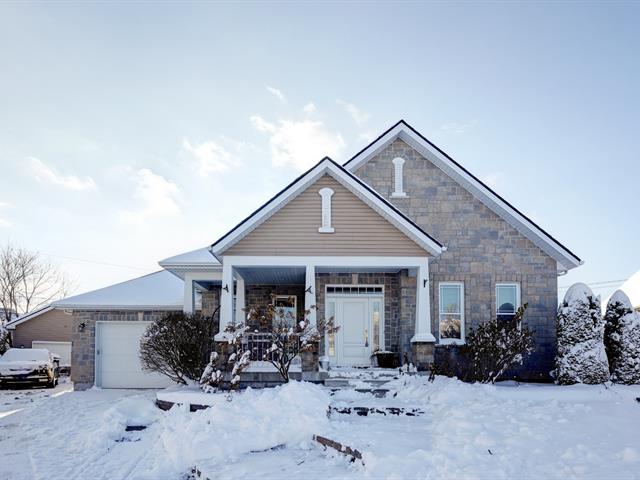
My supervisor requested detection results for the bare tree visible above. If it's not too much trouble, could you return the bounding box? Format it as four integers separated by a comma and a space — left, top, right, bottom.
0, 244, 74, 324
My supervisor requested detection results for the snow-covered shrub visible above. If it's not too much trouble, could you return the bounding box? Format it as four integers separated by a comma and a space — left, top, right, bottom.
199, 352, 223, 393
555, 283, 609, 385
604, 290, 640, 384
0, 325, 10, 355
463, 303, 534, 383
140, 311, 217, 384
245, 296, 338, 382
429, 305, 533, 383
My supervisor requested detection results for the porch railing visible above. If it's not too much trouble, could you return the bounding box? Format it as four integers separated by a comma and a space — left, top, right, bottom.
241, 332, 301, 366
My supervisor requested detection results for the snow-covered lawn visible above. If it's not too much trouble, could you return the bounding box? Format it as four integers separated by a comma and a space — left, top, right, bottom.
1, 377, 639, 479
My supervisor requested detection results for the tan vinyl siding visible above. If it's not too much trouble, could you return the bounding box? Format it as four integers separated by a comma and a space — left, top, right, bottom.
225, 175, 427, 256
11, 309, 73, 347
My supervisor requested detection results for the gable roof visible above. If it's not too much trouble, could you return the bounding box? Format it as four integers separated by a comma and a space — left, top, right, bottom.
159, 247, 221, 279
344, 120, 582, 272
5, 305, 55, 330
210, 157, 445, 258
52, 270, 185, 310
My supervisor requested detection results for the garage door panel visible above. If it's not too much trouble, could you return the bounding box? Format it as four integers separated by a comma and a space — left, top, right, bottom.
97, 322, 173, 389
32, 341, 72, 367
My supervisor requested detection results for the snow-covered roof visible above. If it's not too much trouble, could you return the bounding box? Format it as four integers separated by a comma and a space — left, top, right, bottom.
159, 247, 221, 280
620, 271, 640, 309
5, 305, 55, 330
53, 270, 184, 310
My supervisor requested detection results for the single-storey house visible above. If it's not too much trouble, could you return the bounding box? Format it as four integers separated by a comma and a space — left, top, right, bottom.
6, 306, 73, 367
51, 120, 582, 390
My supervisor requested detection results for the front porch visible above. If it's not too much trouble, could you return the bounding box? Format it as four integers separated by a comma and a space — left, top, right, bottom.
214, 256, 436, 374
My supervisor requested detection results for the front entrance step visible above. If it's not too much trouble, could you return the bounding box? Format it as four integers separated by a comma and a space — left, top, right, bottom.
324, 378, 351, 388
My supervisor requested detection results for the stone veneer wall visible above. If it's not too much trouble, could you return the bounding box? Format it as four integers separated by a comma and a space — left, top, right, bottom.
244, 284, 305, 330
71, 310, 175, 390
202, 287, 221, 333
355, 139, 559, 380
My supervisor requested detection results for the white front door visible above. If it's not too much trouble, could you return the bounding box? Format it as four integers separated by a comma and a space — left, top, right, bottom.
339, 298, 370, 366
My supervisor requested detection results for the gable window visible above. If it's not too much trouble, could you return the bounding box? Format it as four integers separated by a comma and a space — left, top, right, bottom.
496, 283, 520, 321
318, 187, 335, 233
273, 295, 297, 327
439, 282, 464, 343
391, 157, 406, 197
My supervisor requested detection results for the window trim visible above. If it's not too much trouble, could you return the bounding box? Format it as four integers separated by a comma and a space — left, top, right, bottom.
496, 283, 521, 320
318, 187, 335, 233
438, 281, 465, 345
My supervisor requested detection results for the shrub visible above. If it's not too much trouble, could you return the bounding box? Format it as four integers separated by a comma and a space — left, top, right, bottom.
245, 296, 337, 382
555, 283, 609, 385
429, 304, 534, 383
140, 310, 217, 384
604, 290, 640, 384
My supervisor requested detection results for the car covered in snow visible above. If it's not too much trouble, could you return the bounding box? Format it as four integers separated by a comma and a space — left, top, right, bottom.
0, 348, 60, 388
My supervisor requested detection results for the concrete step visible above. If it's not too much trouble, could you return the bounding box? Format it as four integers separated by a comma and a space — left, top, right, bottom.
324, 378, 351, 388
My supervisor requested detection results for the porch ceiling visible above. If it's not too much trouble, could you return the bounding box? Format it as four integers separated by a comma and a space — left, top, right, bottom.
235, 266, 306, 285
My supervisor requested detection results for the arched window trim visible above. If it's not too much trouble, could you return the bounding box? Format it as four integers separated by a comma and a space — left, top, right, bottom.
318, 187, 335, 233
392, 157, 407, 197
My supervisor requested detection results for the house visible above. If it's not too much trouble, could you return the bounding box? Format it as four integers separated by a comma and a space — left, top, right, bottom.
620, 270, 640, 311
5, 306, 73, 367
57, 120, 581, 390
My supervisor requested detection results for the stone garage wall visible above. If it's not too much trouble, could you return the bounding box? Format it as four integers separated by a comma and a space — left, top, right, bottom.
71, 310, 175, 391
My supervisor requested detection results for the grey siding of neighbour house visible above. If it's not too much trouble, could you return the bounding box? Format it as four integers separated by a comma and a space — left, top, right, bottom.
355, 139, 559, 380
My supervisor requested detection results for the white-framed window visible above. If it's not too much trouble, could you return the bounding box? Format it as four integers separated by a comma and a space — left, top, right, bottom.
391, 157, 406, 197
439, 282, 464, 343
326, 299, 336, 357
273, 295, 297, 327
318, 187, 335, 233
496, 283, 520, 321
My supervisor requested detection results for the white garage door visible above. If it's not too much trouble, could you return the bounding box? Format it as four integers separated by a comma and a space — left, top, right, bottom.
96, 322, 173, 389
32, 341, 72, 367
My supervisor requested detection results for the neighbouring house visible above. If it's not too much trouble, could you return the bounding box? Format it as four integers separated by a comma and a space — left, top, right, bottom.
620, 270, 640, 311
5, 306, 73, 367
53, 120, 581, 390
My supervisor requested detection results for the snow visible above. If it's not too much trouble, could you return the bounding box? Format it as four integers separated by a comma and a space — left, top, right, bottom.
563, 281, 593, 304
1, 348, 51, 362
609, 289, 633, 310
2, 378, 640, 479
53, 270, 184, 309
620, 270, 640, 310
158, 246, 220, 266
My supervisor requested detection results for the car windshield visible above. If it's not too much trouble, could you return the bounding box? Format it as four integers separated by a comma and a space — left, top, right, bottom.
1, 349, 50, 362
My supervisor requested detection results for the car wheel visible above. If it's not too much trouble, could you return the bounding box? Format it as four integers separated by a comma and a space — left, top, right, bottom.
47, 378, 56, 389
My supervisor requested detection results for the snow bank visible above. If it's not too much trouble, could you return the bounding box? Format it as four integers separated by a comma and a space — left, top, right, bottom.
92, 395, 161, 448
140, 381, 330, 478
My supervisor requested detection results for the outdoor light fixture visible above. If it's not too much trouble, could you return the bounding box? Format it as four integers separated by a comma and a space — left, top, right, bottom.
78, 322, 86, 332
423, 279, 428, 288
223, 284, 229, 292
305, 286, 313, 294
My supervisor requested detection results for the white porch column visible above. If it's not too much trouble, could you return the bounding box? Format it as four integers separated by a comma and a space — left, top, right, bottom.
234, 274, 246, 323
305, 264, 317, 327
183, 277, 195, 314
411, 257, 436, 343
216, 260, 234, 340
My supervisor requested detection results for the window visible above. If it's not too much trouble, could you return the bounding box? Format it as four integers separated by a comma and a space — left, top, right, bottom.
273, 295, 297, 327
391, 157, 406, 197
318, 187, 335, 233
326, 300, 336, 357
439, 282, 464, 343
496, 283, 520, 321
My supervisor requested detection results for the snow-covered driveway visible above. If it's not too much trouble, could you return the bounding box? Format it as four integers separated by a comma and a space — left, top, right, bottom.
0, 377, 639, 479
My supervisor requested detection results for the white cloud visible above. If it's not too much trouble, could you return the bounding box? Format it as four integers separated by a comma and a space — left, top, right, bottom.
336, 99, 370, 126
29, 157, 96, 190
182, 139, 240, 176
266, 86, 286, 102
440, 120, 478, 135
358, 131, 376, 142
303, 102, 317, 114
121, 168, 180, 222
250, 115, 345, 171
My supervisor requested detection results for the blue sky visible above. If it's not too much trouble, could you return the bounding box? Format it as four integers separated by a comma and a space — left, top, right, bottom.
0, 2, 638, 300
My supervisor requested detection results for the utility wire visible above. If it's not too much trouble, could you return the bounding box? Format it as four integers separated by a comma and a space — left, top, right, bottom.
40, 252, 151, 272
558, 278, 628, 290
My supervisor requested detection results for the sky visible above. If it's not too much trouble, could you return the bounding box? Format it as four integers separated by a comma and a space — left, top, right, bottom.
0, 2, 638, 301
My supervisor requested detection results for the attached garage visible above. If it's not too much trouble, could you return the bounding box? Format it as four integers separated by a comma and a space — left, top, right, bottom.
95, 321, 173, 389
32, 341, 72, 367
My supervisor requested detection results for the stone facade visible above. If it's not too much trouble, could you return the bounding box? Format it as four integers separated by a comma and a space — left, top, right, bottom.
71, 310, 174, 390
356, 139, 559, 380
244, 284, 305, 329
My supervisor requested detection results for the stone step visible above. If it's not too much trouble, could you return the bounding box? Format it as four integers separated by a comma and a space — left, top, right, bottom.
324, 378, 351, 388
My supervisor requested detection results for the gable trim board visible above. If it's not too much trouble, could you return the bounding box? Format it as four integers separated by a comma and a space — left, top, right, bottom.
210, 158, 445, 258
6, 305, 55, 330
344, 120, 582, 273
